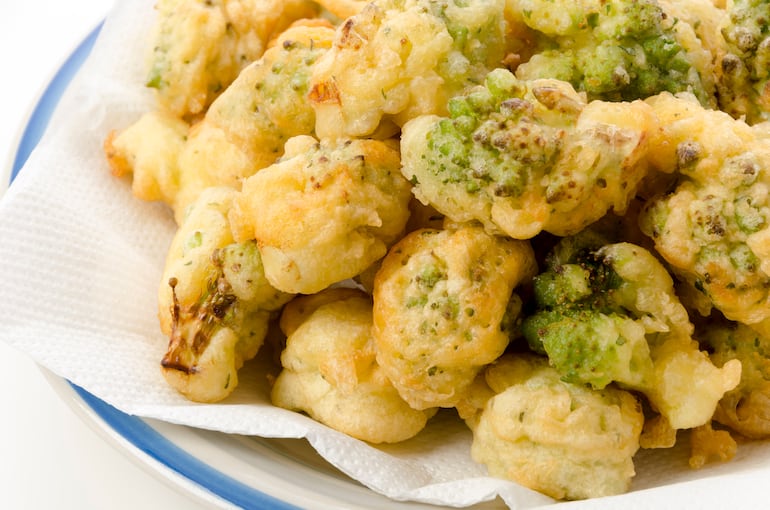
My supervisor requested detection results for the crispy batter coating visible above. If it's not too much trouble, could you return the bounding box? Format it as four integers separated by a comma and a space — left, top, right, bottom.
700, 319, 770, 439
147, 0, 319, 118
108, 22, 335, 223
469, 354, 644, 500
640, 92, 770, 326
522, 233, 742, 429
104, 110, 189, 205
314, 0, 369, 20
401, 69, 655, 239
172, 21, 336, 221
372, 225, 536, 410
308, 0, 508, 139
688, 421, 737, 469
230, 135, 412, 294
158, 187, 292, 402
271, 288, 435, 443
715, 0, 770, 124
511, 0, 717, 105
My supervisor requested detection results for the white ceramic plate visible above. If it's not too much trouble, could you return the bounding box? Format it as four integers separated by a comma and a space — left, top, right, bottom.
9, 24, 500, 510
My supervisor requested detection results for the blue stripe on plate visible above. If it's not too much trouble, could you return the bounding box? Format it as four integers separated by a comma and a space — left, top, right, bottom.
11, 22, 299, 510
71, 384, 299, 510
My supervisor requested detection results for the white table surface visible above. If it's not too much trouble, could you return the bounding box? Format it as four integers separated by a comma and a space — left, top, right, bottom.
0, 2, 211, 509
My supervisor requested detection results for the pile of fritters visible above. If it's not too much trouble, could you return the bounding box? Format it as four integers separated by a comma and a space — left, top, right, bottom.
104, 0, 770, 501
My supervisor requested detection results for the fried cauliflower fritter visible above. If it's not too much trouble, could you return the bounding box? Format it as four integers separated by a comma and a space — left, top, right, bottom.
271, 288, 435, 443
700, 319, 770, 439
640, 92, 770, 327
469, 354, 644, 500
147, 0, 319, 118
715, 0, 770, 124
108, 22, 335, 223
521, 232, 741, 430
372, 225, 537, 410
230, 135, 412, 294
158, 187, 293, 402
511, 0, 716, 105
308, 0, 508, 139
401, 68, 655, 239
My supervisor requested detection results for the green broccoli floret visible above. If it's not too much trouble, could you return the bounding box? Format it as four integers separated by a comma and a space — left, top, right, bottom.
521, 232, 741, 430
400, 68, 654, 239
512, 0, 712, 104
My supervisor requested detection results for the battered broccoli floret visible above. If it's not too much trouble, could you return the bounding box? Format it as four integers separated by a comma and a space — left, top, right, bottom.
469, 354, 644, 500
158, 187, 293, 402
512, 0, 713, 104
717, 0, 770, 123
309, 0, 509, 138
639, 92, 770, 328
400, 68, 655, 239
521, 232, 741, 430
700, 319, 770, 439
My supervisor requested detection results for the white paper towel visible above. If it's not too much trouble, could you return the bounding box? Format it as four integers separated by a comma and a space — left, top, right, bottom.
1, 1, 769, 508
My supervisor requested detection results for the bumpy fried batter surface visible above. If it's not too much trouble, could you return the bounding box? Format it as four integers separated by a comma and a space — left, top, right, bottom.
510, 0, 717, 105
104, 110, 189, 206
172, 21, 336, 221
158, 187, 292, 402
108, 22, 335, 223
314, 0, 369, 20
640, 92, 770, 326
401, 68, 655, 239
700, 319, 770, 439
469, 354, 644, 500
522, 233, 741, 429
147, 0, 319, 118
231, 135, 412, 294
308, 0, 508, 138
272, 288, 435, 443
715, 0, 770, 124
372, 225, 536, 410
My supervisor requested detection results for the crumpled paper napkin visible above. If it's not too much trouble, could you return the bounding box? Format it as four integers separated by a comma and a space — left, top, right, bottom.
1, 1, 769, 508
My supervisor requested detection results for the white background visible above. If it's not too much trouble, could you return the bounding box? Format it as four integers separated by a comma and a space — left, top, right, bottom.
0, 2, 210, 508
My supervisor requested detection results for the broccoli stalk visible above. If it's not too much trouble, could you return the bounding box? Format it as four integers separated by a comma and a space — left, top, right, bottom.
162, 239, 292, 402
522, 232, 741, 429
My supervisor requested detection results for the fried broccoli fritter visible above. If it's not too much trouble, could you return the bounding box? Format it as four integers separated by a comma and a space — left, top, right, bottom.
272, 288, 436, 443
511, 0, 716, 105
107, 22, 335, 223
700, 319, 770, 439
372, 225, 536, 410
716, 0, 770, 123
104, 110, 189, 206
640, 92, 770, 327
521, 233, 741, 429
308, 0, 508, 138
469, 354, 644, 500
147, 0, 319, 118
230, 135, 412, 295
172, 21, 335, 222
158, 187, 293, 402
401, 68, 655, 239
